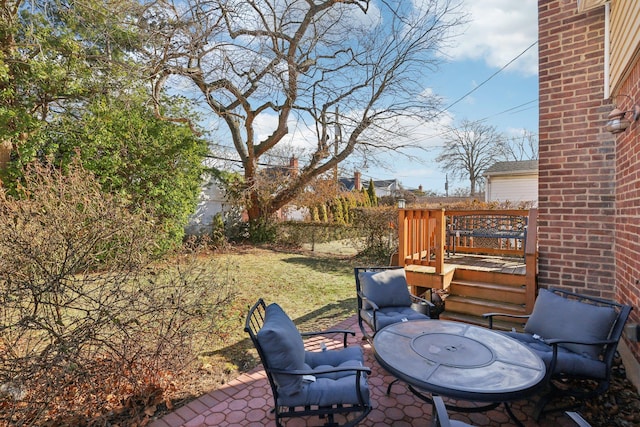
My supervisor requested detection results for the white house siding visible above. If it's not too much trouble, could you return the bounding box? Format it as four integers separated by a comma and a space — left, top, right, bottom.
185, 181, 228, 236
280, 205, 309, 221
485, 175, 538, 206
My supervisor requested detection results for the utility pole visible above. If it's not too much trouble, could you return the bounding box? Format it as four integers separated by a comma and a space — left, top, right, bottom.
445, 174, 449, 197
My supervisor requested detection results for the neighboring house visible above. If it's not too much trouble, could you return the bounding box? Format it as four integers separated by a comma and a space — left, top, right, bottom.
185, 177, 230, 236
339, 171, 401, 197
483, 160, 538, 206
538, 0, 640, 390
367, 179, 402, 197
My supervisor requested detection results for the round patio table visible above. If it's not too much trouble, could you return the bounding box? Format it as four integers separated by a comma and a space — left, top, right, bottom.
373, 319, 546, 426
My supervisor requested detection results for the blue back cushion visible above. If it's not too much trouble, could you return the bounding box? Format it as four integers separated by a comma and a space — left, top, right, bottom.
257, 303, 305, 396
359, 268, 412, 308
524, 289, 617, 359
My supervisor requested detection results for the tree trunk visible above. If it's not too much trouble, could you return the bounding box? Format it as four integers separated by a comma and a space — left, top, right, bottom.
246, 194, 262, 222
0, 140, 12, 186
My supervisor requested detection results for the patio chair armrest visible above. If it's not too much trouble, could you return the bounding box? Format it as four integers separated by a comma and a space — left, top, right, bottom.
410, 294, 436, 307
270, 365, 372, 376
544, 337, 618, 346
409, 294, 435, 317
544, 337, 617, 375
432, 395, 452, 427
356, 292, 381, 334
301, 330, 356, 348
357, 291, 380, 311
482, 312, 530, 329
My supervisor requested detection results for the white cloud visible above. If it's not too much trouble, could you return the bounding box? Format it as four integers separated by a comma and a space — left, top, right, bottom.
448, 0, 538, 76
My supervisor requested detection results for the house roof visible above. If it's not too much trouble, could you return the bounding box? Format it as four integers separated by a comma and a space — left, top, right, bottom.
367, 179, 397, 189
338, 177, 357, 191
339, 177, 398, 192
484, 160, 538, 177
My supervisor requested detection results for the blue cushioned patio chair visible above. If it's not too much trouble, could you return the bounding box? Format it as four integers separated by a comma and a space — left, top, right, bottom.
245, 299, 372, 427
484, 288, 632, 420
355, 266, 434, 341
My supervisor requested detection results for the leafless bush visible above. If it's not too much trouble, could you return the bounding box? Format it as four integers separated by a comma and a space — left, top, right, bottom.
0, 162, 233, 426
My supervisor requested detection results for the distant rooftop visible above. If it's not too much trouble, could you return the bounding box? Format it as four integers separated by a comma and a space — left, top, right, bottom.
484, 160, 538, 176
339, 177, 398, 192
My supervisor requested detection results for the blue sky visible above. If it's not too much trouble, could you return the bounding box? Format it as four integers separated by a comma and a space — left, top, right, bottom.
362, 0, 539, 193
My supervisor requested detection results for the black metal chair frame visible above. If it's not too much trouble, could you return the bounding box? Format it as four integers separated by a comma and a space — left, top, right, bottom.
245, 298, 372, 427
431, 395, 475, 427
484, 288, 632, 420
354, 266, 435, 341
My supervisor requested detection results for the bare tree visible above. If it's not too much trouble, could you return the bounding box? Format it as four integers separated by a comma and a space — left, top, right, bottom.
139, 0, 465, 222
435, 120, 506, 196
504, 130, 538, 161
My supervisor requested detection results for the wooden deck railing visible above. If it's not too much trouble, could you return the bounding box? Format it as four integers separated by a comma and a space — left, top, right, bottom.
397, 208, 446, 273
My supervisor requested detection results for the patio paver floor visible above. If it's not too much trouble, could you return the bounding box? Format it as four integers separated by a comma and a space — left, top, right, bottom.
150, 315, 581, 427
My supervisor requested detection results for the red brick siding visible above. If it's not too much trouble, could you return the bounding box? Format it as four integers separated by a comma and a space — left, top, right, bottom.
539, 0, 640, 364
538, 1, 616, 298
614, 60, 640, 359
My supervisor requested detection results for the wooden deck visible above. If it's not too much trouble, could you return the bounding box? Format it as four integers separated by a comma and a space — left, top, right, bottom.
443, 254, 526, 275
399, 208, 537, 318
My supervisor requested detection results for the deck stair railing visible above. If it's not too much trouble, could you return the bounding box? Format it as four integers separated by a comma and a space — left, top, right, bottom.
397, 208, 446, 274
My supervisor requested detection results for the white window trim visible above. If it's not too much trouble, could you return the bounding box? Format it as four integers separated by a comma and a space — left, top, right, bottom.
578, 0, 608, 13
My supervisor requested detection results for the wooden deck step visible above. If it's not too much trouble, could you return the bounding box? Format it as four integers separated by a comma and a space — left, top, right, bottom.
452, 268, 526, 286
405, 263, 456, 292
439, 311, 526, 332
449, 279, 526, 305
443, 295, 527, 318
402, 254, 534, 326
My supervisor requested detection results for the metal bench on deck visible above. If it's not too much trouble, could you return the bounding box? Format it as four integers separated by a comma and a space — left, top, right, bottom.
447, 213, 527, 256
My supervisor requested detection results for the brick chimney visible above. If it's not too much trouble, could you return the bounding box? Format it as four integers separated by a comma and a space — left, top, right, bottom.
289, 157, 299, 177
354, 171, 361, 191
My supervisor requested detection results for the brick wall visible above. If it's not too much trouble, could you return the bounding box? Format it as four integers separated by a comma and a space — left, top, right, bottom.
539, 0, 640, 376
613, 58, 640, 361
538, 1, 616, 299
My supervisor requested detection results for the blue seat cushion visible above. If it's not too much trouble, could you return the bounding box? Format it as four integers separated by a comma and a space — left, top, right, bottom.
304, 346, 364, 376
360, 306, 429, 331
359, 268, 412, 308
279, 347, 370, 407
257, 303, 305, 396
524, 289, 617, 359
504, 331, 608, 379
